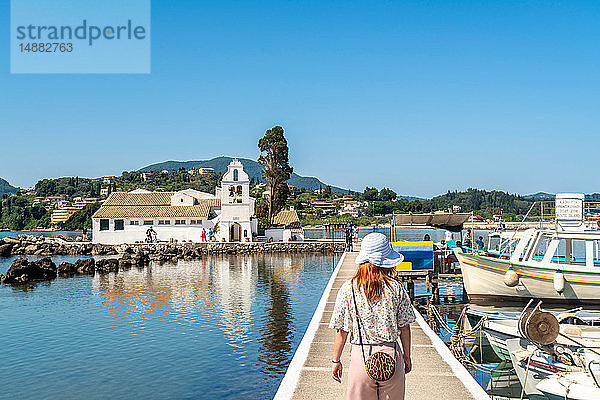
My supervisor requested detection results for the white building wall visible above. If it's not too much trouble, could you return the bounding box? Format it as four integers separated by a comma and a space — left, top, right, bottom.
215, 221, 253, 242
170, 193, 196, 206
92, 218, 213, 245
265, 229, 292, 242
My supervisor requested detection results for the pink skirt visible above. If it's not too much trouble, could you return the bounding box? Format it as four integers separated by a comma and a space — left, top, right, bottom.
347, 342, 405, 400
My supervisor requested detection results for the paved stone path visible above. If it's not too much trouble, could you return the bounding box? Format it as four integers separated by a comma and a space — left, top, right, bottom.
275, 249, 488, 400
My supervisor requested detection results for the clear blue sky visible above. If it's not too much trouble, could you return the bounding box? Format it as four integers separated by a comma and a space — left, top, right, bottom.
1, 1, 599, 198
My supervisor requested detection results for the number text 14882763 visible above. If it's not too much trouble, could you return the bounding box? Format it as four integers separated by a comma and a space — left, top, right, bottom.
19, 43, 73, 52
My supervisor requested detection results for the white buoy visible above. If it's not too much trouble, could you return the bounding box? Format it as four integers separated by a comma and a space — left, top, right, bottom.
504, 267, 519, 287
554, 270, 565, 294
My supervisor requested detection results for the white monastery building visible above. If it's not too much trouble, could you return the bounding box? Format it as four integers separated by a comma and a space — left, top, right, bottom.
92, 159, 258, 244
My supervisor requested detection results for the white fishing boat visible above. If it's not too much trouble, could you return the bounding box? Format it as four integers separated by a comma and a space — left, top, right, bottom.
483, 317, 600, 361
481, 304, 600, 400
455, 194, 600, 304
484, 231, 526, 258
537, 370, 600, 400
506, 338, 584, 400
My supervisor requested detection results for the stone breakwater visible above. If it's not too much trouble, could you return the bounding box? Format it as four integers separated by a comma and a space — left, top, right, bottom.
0, 235, 344, 257
0, 235, 344, 285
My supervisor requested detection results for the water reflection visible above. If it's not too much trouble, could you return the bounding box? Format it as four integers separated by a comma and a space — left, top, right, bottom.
0, 254, 334, 399
31, 254, 331, 399
257, 257, 295, 378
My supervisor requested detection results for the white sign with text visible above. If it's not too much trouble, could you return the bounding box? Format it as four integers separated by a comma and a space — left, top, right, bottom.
555, 198, 583, 221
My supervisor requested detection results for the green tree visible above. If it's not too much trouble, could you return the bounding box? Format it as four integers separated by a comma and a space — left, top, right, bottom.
362, 187, 379, 201
61, 203, 101, 230
255, 198, 269, 230
258, 126, 294, 226
379, 187, 396, 201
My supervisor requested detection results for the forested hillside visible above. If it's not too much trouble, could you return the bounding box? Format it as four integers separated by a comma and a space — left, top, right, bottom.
140, 156, 349, 193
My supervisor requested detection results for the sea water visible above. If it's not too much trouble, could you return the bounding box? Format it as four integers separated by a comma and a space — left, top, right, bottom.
0, 253, 338, 399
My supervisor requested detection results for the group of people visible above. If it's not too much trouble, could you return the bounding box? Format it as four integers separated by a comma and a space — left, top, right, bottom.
144, 227, 215, 243
462, 229, 485, 250
200, 228, 215, 242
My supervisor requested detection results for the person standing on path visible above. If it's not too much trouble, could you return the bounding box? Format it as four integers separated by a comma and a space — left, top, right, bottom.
208, 228, 214, 242
201, 228, 207, 242
345, 224, 354, 252
329, 233, 415, 400
146, 226, 157, 243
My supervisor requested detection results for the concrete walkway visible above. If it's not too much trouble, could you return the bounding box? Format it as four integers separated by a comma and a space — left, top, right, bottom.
274, 250, 489, 400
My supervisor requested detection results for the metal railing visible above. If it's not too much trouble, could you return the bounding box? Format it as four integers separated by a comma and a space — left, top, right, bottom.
538, 200, 600, 228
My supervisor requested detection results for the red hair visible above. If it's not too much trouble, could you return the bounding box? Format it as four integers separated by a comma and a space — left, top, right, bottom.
353, 262, 395, 301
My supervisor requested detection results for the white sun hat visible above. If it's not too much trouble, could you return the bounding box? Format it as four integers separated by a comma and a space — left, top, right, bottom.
355, 232, 404, 268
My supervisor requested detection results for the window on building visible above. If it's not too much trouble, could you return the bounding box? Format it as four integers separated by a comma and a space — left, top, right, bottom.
190, 220, 197, 225
158, 220, 171, 225
175, 220, 186, 225
233, 169, 239, 181
130, 220, 139, 226
100, 219, 109, 231
144, 220, 154, 225
237, 185, 242, 195
114, 219, 124, 231
243, 229, 248, 238
229, 186, 235, 197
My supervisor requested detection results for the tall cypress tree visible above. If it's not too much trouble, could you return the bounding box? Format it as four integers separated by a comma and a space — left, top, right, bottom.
258, 126, 293, 226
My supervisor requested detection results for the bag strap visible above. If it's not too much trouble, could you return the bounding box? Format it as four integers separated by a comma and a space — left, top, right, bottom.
351, 279, 368, 367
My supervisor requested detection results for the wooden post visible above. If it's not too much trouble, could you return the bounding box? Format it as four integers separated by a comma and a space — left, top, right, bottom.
407, 280, 415, 300
432, 280, 439, 304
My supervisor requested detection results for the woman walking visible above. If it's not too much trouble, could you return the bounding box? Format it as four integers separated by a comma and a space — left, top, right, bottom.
329, 232, 415, 399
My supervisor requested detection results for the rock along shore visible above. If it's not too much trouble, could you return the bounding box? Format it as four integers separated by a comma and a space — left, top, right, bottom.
0, 235, 344, 286
0, 235, 344, 257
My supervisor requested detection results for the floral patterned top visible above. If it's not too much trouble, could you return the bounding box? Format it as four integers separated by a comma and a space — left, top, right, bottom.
329, 278, 415, 344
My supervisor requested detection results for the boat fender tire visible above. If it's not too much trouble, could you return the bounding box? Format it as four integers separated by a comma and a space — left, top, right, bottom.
553, 270, 565, 294
503, 267, 519, 287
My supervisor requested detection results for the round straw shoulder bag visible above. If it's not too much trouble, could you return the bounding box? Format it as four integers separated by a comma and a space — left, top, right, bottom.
351, 282, 396, 382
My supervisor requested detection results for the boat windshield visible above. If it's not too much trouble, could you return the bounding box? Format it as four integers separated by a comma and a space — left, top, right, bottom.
528, 233, 600, 267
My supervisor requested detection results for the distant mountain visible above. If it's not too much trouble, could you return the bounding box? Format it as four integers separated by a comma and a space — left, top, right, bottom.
0, 178, 17, 196
525, 192, 600, 201
398, 195, 426, 201
524, 192, 555, 201
140, 156, 349, 193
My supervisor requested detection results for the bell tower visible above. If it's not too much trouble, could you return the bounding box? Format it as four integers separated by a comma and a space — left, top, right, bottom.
220, 158, 250, 204
217, 158, 256, 242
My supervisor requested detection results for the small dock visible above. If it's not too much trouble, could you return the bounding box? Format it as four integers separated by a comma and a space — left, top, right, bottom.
274, 250, 489, 400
